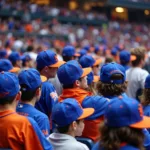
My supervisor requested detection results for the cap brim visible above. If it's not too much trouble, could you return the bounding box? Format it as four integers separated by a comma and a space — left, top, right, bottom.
40, 75, 47, 82
50, 61, 65, 68
93, 76, 100, 82
81, 67, 92, 77
74, 53, 80, 57
93, 59, 101, 66
78, 108, 94, 120
130, 116, 150, 128
130, 55, 136, 61
9, 67, 20, 73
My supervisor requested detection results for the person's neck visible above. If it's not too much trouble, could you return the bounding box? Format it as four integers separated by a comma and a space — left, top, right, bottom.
66, 131, 75, 137
20, 98, 36, 107
0, 102, 16, 112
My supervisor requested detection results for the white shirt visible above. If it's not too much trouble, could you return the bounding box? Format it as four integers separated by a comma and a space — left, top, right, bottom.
126, 67, 149, 98
48, 133, 89, 150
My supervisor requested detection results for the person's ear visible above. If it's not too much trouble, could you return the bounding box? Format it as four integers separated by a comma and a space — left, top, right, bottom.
72, 121, 78, 131
74, 80, 80, 87
35, 88, 41, 96
16, 91, 21, 101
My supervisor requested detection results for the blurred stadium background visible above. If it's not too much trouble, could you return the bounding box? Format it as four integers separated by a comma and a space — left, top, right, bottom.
0, 0, 149, 56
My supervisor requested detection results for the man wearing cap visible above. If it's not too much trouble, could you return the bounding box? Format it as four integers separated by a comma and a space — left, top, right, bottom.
17, 68, 50, 137
0, 72, 52, 150
79, 55, 101, 76
35, 50, 65, 126
0, 59, 20, 73
119, 50, 136, 71
62, 45, 80, 62
8, 52, 22, 68
57, 60, 108, 142
48, 98, 94, 150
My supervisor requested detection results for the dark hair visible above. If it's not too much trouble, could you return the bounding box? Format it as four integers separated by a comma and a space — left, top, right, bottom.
56, 120, 80, 134
27, 46, 34, 52
105, 57, 114, 64
131, 47, 146, 67
20, 84, 39, 102
120, 60, 129, 66
62, 56, 75, 62
97, 74, 127, 97
99, 123, 144, 150
141, 88, 150, 106
0, 95, 16, 105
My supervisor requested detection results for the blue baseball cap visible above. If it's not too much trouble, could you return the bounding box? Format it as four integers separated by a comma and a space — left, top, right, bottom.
8, 52, 21, 63
52, 98, 94, 127
104, 96, 150, 128
0, 50, 7, 59
0, 59, 20, 73
145, 75, 150, 88
100, 62, 125, 84
36, 50, 65, 70
18, 68, 47, 90
0, 72, 20, 98
62, 46, 80, 57
111, 48, 118, 56
57, 60, 91, 85
83, 45, 90, 51
87, 72, 100, 85
119, 50, 136, 63
21, 54, 32, 64
78, 49, 87, 58
79, 55, 101, 68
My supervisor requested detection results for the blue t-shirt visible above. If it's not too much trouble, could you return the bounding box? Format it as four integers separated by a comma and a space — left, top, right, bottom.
35, 81, 58, 119
143, 105, 150, 133
17, 103, 50, 137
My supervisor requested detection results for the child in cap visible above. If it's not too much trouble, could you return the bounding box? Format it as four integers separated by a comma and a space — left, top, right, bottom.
48, 98, 94, 150
92, 96, 150, 150
8, 52, 22, 68
17, 68, 50, 137
97, 62, 127, 99
0, 72, 52, 150
126, 47, 148, 99
79, 55, 101, 76
21, 54, 33, 70
57, 60, 108, 142
62, 45, 80, 62
35, 50, 65, 123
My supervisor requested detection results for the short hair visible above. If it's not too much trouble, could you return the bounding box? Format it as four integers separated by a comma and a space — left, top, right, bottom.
27, 46, 34, 52
62, 56, 74, 62
99, 123, 144, 150
141, 88, 150, 106
0, 95, 16, 105
97, 74, 127, 97
131, 47, 146, 67
105, 57, 114, 64
56, 120, 80, 134
20, 84, 39, 102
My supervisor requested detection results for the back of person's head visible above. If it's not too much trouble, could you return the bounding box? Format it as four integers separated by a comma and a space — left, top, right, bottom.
130, 47, 146, 67
97, 62, 126, 97
52, 98, 94, 134
99, 96, 150, 150
0, 72, 20, 105
57, 60, 91, 89
26, 45, 34, 52
18, 68, 47, 102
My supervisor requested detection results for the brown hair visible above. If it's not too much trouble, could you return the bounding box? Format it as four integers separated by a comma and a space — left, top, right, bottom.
140, 88, 150, 106
86, 83, 97, 95
131, 47, 146, 67
99, 123, 144, 150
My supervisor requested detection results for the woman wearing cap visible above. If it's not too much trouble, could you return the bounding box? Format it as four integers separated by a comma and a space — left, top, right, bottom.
48, 98, 94, 150
92, 96, 150, 150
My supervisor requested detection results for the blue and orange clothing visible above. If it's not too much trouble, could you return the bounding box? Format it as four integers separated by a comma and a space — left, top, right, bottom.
17, 103, 50, 137
0, 109, 52, 150
59, 88, 108, 142
35, 81, 58, 123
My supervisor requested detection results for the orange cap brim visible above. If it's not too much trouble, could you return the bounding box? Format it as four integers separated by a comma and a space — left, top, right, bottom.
50, 61, 65, 68
40, 75, 47, 82
93, 59, 101, 66
130, 55, 136, 61
78, 108, 94, 120
130, 116, 150, 128
74, 53, 80, 57
9, 67, 20, 73
93, 76, 100, 83
81, 67, 92, 77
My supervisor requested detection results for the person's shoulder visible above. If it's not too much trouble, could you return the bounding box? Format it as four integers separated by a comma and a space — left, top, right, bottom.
33, 108, 49, 119
69, 140, 89, 150
120, 145, 139, 150
42, 81, 55, 89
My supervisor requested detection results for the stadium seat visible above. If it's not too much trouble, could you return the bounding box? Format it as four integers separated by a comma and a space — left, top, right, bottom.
76, 137, 94, 149
0, 149, 12, 150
